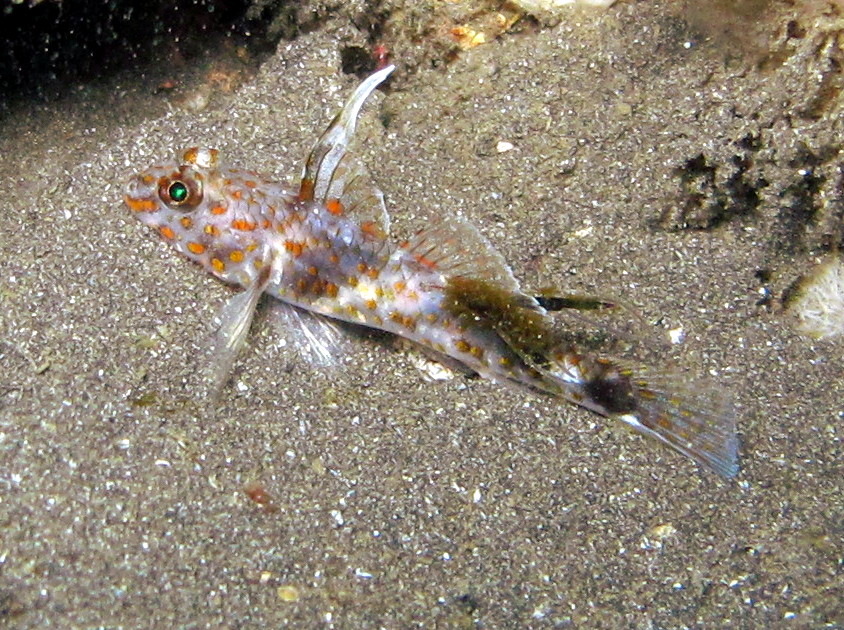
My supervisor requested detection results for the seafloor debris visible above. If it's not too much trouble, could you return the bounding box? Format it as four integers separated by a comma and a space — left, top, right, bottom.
785, 255, 844, 339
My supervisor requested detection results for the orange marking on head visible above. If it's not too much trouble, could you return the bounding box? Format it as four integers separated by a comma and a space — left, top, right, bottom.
366, 268, 379, 280
187, 242, 206, 255
211, 205, 227, 215
204, 224, 220, 237
329, 254, 340, 264
246, 243, 258, 252
308, 266, 319, 276
299, 178, 315, 201
231, 190, 243, 200
284, 240, 304, 257
326, 199, 344, 215
394, 281, 406, 293
399, 240, 410, 249
262, 219, 271, 229
183, 147, 198, 163
357, 263, 367, 273
141, 175, 156, 185
125, 196, 158, 213
245, 180, 257, 188
229, 250, 244, 263
231, 219, 257, 231
211, 258, 225, 272
159, 225, 176, 240
180, 217, 193, 229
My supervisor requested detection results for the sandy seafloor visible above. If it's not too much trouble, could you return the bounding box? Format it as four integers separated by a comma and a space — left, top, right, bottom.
1, 0, 843, 627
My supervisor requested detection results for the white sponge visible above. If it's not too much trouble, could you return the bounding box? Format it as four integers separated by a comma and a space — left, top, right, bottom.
788, 256, 844, 340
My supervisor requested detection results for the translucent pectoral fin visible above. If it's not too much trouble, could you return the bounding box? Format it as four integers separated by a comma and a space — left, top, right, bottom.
264, 300, 348, 368
205, 269, 270, 396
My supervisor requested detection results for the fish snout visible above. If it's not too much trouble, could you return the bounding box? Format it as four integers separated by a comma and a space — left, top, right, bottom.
124, 174, 161, 214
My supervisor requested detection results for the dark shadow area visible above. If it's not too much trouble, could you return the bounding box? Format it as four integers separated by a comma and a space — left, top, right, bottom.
0, 0, 278, 111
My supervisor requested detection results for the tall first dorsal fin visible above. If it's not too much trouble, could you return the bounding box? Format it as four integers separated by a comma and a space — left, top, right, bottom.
299, 65, 394, 236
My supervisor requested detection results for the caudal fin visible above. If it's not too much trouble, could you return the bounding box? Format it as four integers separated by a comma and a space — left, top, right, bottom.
616, 372, 739, 478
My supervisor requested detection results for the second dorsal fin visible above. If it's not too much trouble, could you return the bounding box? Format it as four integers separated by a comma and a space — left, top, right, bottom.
299, 65, 394, 236
398, 214, 530, 298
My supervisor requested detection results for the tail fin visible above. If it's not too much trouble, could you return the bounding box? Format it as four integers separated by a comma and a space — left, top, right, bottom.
617, 372, 739, 478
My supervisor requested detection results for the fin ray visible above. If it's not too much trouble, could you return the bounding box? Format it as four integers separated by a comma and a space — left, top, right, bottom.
618, 371, 739, 478
264, 300, 347, 368
400, 215, 533, 299
299, 65, 394, 235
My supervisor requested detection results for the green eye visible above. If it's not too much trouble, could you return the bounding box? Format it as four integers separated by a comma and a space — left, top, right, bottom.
169, 181, 189, 204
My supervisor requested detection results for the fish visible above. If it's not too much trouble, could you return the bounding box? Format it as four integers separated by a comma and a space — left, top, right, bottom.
124, 65, 739, 478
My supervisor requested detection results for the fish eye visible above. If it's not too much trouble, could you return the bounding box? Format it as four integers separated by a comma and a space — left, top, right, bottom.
169, 181, 189, 204
158, 174, 202, 209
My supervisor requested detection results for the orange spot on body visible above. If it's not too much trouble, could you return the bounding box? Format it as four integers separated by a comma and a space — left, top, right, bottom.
326, 283, 338, 298
262, 219, 271, 229
365, 299, 377, 310
229, 250, 244, 262
245, 180, 257, 188
142, 175, 156, 185
125, 196, 158, 213
231, 190, 243, 200
211, 205, 227, 215
326, 199, 344, 215
329, 254, 340, 264
367, 268, 380, 280
204, 224, 220, 237
394, 281, 406, 293
232, 219, 257, 231
211, 258, 225, 272
180, 217, 193, 229
360, 221, 382, 239
187, 242, 206, 255
455, 339, 471, 353
159, 225, 175, 240
308, 266, 319, 276
357, 263, 367, 273
284, 240, 304, 256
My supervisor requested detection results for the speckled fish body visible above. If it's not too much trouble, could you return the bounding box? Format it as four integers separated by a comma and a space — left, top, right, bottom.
125, 66, 738, 478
